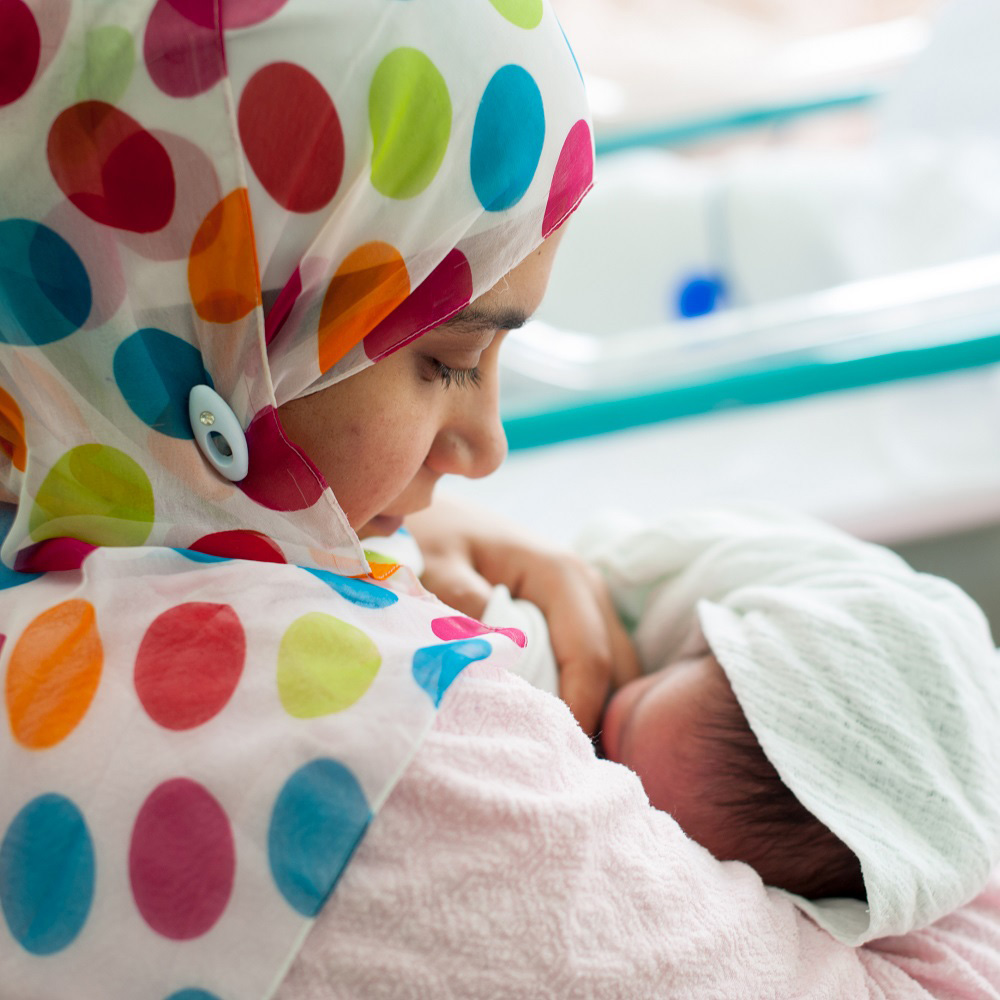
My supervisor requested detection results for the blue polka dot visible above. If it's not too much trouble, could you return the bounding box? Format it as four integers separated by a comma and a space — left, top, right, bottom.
113, 328, 212, 438
0, 504, 40, 588
165, 990, 223, 1000
558, 18, 584, 81
676, 274, 726, 319
304, 567, 398, 608
470, 66, 545, 212
173, 548, 230, 563
268, 759, 371, 917
0, 219, 92, 346
412, 639, 491, 707
0, 794, 95, 955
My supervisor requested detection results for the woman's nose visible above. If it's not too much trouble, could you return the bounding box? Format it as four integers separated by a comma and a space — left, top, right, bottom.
428, 390, 508, 481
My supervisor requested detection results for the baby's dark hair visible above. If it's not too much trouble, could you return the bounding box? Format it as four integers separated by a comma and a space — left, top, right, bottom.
695, 675, 866, 902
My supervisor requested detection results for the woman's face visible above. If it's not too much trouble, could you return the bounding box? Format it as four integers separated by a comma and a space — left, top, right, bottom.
278, 231, 564, 538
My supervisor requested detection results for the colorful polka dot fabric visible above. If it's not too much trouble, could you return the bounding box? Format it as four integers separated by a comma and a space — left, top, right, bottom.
0, 2, 593, 997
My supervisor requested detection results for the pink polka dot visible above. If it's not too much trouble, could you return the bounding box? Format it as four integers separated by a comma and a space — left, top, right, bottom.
47, 102, 175, 233
33, 0, 70, 83
0, 0, 40, 107
135, 603, 245, 730
190, 530, 286, 563
129, 778, 235, 940
238, 63, 344, 213
13, 538, 96, 573
363, 249, 473, 361
238, 406, 326, 511
264, 266, 301, 346
542, 119, 594, 239
164, 0, 288, 28
224, 0, 289, 27
431, 615, 527, 648
144, 0, 225, 98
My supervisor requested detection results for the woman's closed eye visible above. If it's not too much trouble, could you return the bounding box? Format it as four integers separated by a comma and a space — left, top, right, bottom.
429, 359, 482, 389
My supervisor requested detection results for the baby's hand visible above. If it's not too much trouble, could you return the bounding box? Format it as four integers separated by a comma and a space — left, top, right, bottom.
408, 497, 637, 734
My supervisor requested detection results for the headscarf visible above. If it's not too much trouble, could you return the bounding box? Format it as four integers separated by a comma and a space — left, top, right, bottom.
0, 2, 592, 997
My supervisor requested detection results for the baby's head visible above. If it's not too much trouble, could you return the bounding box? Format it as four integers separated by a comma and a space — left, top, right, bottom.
600, 653, 865, 901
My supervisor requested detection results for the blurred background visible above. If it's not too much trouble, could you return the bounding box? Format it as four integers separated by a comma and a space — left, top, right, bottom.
450, 0, 1000, 637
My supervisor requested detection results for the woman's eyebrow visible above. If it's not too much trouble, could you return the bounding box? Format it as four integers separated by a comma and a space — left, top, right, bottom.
443, 303, 530, 332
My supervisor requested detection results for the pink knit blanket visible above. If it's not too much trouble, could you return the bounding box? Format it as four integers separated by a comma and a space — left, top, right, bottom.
279, 662, 1000, 999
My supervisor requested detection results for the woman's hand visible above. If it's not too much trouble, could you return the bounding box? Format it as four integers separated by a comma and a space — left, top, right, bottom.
407, 497, 639, 734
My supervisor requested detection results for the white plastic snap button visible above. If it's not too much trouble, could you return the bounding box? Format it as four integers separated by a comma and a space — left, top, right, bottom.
188, 384, 250, 482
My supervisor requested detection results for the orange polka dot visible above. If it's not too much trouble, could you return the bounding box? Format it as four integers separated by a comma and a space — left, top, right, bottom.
6, 600, 103, 749
0, 387, 26, 471
318, 242, 409, 372
188, 188, 261, 323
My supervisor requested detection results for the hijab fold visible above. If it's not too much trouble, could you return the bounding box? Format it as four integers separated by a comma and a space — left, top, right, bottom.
0, 2, 592, 996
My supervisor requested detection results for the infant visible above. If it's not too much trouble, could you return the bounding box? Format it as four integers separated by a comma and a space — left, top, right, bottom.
599, 649, 865, 901
374, 506, 1000, 942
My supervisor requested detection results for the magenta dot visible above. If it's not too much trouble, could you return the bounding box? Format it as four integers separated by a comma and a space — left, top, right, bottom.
222, 0, 289, 27
431, 615, 527, 648
190, 530, 286, 563
542, 120, 594, 239
164, 0, 288, 28
47, 101, 175, 233
264, 266, 301, 346
144, 0, 225, 98
239, 63, 344, 213
13, 538, 96, 573
129, 779, 235, 940
0, 0, 40, 107
238, 406, 326, 512
363, 249, 473, 361
135, 603, 245, 730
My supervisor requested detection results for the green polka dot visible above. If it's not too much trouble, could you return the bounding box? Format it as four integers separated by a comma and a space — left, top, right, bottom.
369, 48, 451, 200
277, 613, 381, 718
30, 445, 154, 547
75, 26, 135, 104
489, 0, 543, 28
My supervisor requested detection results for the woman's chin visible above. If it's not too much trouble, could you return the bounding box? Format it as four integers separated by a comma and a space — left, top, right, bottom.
359, 514, 404, 538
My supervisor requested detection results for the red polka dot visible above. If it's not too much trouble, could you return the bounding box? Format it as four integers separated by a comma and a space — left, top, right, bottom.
238, 63, 344, 213
363, 249, 473, 361
238, 406, 326, 511
13, 538, 96, 573
143, 0, 225, 98
542, 119, 594, 239
0, 0, 40, 107
115, 129, 222, 262
47, 101, 175, 233
129, 778, 235, 940
190, 530, 286, 563
135, 602, 245, 730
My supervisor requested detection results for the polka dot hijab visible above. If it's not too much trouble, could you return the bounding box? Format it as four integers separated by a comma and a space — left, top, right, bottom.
0, 2, 592, 996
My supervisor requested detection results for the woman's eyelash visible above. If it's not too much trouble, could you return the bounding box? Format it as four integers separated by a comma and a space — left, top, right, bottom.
432, 361, 482, 389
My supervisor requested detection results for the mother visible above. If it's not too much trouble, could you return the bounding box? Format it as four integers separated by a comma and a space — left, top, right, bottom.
0, 2, 997, 998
